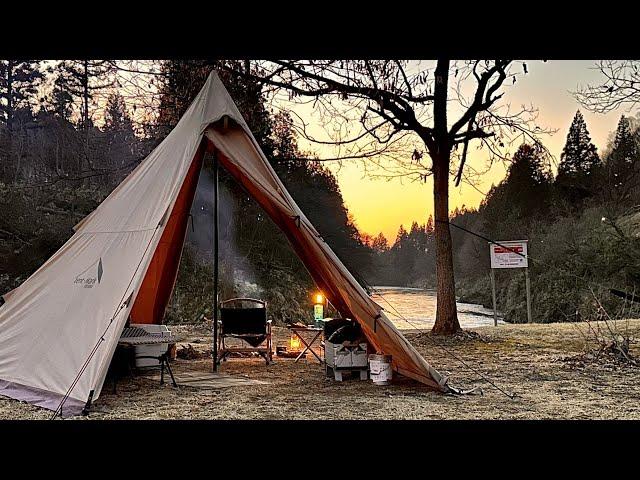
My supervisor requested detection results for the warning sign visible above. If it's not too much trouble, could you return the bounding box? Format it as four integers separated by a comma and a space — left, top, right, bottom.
489, 240, 528, 269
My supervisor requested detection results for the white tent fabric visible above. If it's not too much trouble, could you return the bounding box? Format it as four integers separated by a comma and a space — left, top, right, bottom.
0, 71, 448, 416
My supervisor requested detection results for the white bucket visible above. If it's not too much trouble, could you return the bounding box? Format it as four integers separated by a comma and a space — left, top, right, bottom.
369, 354, 393, 385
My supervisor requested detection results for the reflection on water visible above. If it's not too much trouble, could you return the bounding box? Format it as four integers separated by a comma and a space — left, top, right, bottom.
371, 286, 504, 330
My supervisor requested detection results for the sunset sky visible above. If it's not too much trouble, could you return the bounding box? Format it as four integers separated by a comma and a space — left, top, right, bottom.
283, 61, 634, 243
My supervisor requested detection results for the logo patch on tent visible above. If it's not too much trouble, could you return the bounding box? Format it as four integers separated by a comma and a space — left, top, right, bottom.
74, 258, 103, 289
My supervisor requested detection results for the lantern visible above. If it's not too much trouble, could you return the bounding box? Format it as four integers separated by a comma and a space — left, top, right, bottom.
313, 292, 325, 326
289, 333, 302, 352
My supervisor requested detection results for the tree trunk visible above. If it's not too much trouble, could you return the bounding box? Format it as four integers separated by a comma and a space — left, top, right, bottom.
431, 59, 461, 335
83, 60, 90, 177
7, 60, 13, 132
431, 155, 461, 334
83, 60, 89, 129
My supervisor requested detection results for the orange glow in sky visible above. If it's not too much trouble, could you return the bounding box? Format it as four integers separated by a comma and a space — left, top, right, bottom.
280, 61, 631, 243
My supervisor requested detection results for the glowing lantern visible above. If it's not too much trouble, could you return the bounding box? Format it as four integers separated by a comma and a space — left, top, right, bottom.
313, 292, 325, 326
289, 333, 302, 352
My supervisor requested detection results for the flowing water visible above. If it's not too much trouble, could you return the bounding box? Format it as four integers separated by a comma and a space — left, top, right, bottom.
371, 286, 504, 330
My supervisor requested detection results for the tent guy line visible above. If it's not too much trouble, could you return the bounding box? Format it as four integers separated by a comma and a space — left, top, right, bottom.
51, 221, 163, 419
345, 259, 513, 398
373, 290, 515, 400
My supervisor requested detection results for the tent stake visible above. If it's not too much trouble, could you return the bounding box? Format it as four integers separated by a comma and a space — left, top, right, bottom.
213, 150, 219, 372
81, 389, 94, 416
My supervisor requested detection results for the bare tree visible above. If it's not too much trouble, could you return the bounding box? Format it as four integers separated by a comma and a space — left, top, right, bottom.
575, 61, 640, 205
222, 60, 550, 334
575, 61, 640, 114
106, 60, 166, 134
0, 60, 42, 132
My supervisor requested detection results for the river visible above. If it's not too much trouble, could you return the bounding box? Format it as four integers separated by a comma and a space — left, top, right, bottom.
370, 286, 504, 330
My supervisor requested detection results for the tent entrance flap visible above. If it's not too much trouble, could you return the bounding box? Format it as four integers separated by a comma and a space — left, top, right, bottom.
130, 144, 206, 325
204, 123, 448, 392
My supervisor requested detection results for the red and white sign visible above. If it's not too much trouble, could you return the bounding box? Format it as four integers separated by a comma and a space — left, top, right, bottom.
489, 240, 528, 269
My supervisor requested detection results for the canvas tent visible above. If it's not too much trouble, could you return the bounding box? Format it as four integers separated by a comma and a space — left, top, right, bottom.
0, 71, 450, 416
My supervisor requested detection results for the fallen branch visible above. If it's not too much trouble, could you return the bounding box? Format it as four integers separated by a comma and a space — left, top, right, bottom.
0, 228, 32, 245
35, 206, 86, 218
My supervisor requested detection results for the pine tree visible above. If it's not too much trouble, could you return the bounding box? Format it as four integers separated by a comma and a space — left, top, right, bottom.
51, 60, 114, 128
556, 110, 601, 198
47, 74, 74, 121
0, 60, 42, 131
425, 215, 435, 235
408, 221, 426, 250
102, 92, 137, 173
103, 93, 133, 133
371, 232, 389, 252
45, 60, 114, 174
394, 224, 408, 246
481, 143, 553, 230
508, 143, 552, 187
606, 115, 640, 202
389, 224, 415, 285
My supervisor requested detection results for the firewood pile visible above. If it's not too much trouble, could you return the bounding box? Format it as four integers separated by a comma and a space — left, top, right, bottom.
177, 344, 209, 360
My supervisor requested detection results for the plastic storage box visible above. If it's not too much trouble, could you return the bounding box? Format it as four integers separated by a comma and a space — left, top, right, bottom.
129, 323, 171, 368
325, 341, 368, 381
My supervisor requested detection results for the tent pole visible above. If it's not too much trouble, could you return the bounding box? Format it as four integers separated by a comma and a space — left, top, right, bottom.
213, 150, 219, 372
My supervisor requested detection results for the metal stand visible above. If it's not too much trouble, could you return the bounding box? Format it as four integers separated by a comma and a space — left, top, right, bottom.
135, 354, 178, 387
490, 267, 533, 324
326, 366, 368, 382
488, 239, 532, 325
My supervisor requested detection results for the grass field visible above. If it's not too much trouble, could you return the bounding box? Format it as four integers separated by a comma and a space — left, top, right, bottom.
2, 320, 639, 420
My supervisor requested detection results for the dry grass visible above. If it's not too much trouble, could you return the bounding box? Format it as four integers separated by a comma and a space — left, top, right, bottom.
2, 320, 640, 420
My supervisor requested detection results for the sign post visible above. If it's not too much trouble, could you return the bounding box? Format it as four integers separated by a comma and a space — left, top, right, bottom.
525, 267, 532, 324
488, 240, 531, 324
491, 269, 497, 327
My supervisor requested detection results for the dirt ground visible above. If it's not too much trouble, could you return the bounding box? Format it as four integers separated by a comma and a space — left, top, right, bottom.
2, 319, 640, 420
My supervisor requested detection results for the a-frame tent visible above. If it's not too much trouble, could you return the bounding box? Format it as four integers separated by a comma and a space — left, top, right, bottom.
0, 71, 450, 416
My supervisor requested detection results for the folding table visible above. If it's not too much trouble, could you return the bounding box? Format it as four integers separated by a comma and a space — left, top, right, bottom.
288, 326, 324, 363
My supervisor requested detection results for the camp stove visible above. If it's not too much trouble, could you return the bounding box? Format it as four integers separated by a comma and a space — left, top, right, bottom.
324, 341, 368, 381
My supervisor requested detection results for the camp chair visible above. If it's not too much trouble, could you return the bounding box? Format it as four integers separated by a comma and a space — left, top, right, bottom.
217, 298, 272, 365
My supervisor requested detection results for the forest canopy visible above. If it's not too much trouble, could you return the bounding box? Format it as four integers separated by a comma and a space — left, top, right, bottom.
2, 60, 640, 325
